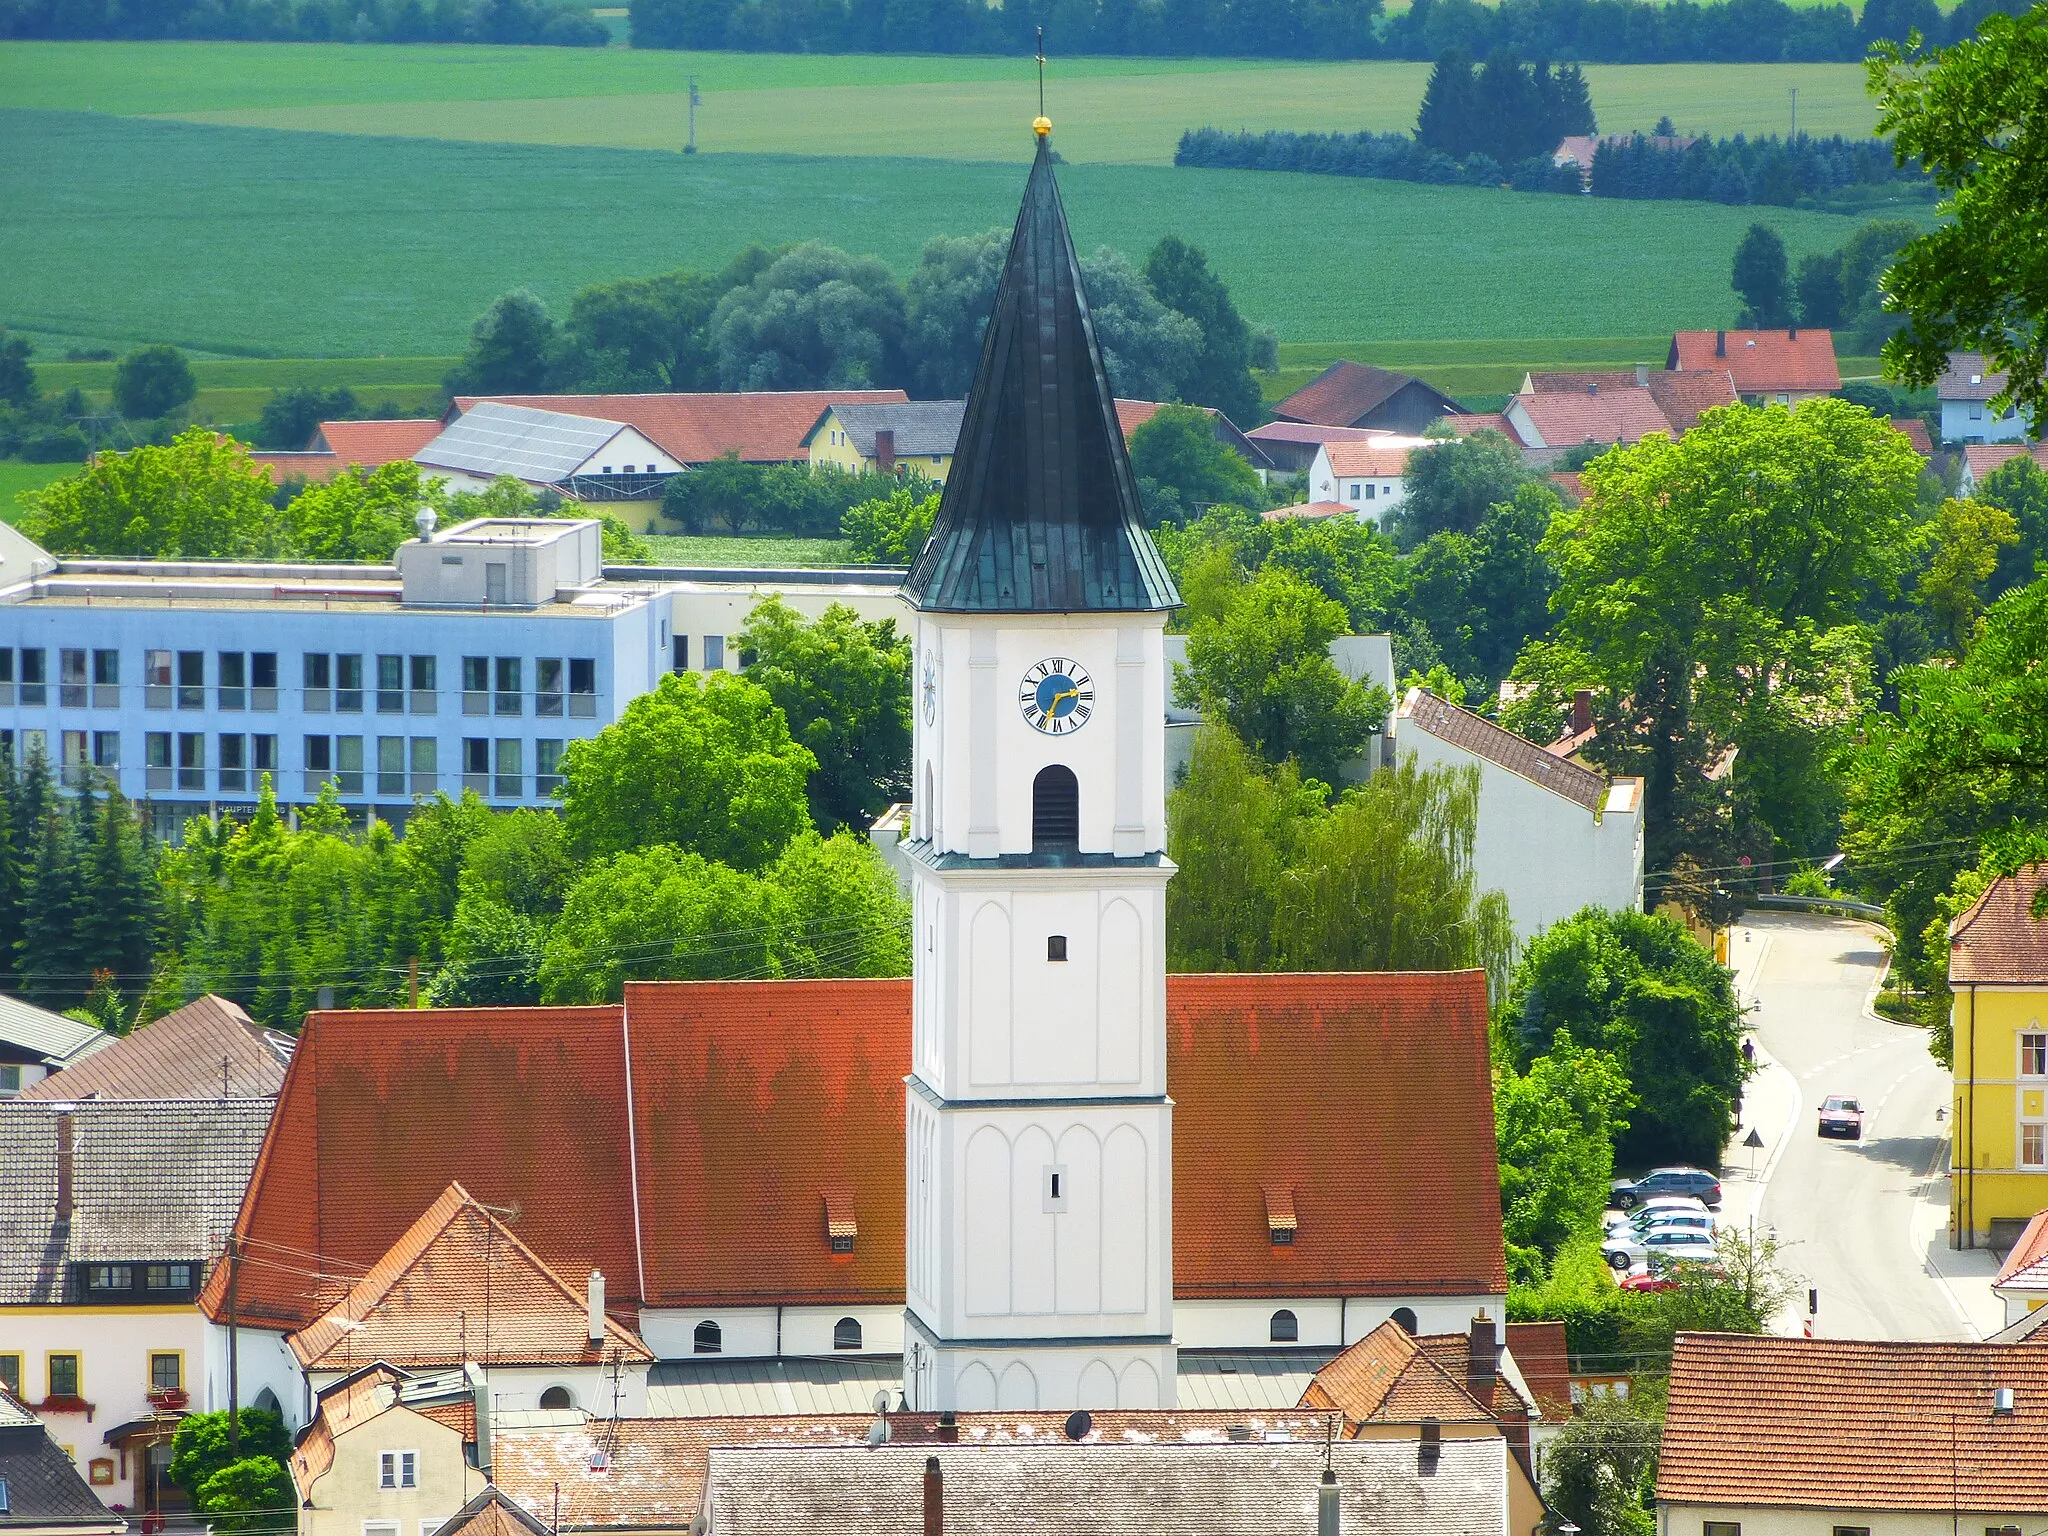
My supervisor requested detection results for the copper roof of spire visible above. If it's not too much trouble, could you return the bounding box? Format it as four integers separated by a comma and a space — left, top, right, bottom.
903, 136, 1178, 614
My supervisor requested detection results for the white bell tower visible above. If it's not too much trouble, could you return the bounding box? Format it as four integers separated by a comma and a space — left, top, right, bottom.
898, 121, 1180, 1414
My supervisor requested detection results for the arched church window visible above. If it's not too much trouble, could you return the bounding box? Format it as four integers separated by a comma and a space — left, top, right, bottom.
539, 1386, 574, 1410
693, 1320, 722, 1354
1391, 1307, 1419, 1335
1269, 1309, 1299, 1343
833, 1317, 863, 1351
253, 1387, 281, 1417
1032, 764, 1079, 851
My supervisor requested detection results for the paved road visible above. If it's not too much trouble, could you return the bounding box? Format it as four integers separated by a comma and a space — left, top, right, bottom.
1730, 912, 1990, 1341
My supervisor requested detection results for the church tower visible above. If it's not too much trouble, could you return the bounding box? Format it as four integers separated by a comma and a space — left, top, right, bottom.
899, 122, 1181, 1414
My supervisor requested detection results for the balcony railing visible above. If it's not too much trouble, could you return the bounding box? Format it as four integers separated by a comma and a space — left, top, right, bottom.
252, 687, 278, 711
377, 770, 406, 797
377, 689, 404, 714
461, 771, 490, 795
494, 772, 523, 798
177, 767, 206, 791
218, 687, 245, 711
219, 768, 248, 793
570, 693, 597, 718
494, 692, 521, 717
462, 691, 488, 716
304, 688, 331, 713
411, 771, 438, 795
93, 684, 120, 709
410, 690, 437, 715
537, 691, 564, 719
146, 767, 172, 793
60, 684, 86, 708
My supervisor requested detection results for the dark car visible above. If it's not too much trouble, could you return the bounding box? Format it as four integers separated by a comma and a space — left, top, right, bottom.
1610, 1167, 1722, 1209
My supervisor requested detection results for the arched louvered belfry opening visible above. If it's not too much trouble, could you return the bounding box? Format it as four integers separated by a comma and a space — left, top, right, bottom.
1270, 1309, 1299, 1343
834, 1317, 863, 1351
539, 1386, 574, 1410
693, 1320, 722, 1354
1391, 1307, 1419, 1335
1032, 764, 1079, 852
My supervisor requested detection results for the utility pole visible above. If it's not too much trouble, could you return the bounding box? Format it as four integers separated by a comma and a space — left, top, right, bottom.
685, 77, 699, 154
1789, 87, 1798, 140
226, 1236, 241, 1452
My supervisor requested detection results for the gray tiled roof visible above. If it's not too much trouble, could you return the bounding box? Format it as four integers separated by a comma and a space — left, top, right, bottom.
1399, 688, 1609, 813
0, 1099, 273, 1304
0, 1422, 123, 1528
824, 402, 965, 460
701, 1436, 1508, 1536
0, 996, 111, 1069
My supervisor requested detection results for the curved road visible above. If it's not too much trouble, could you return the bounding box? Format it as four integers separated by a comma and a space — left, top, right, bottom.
1730, 912, 1986, 1341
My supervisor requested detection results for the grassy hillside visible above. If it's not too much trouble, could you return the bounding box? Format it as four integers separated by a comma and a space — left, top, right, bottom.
0, 462, 83, 523
1, 42, 1880, 163
2, 109, 1898, 357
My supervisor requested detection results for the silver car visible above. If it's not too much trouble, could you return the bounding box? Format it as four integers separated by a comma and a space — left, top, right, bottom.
1604, 1224, 1720, 1272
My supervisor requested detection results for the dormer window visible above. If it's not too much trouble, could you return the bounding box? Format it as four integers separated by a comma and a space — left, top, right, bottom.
823, 1189, 857, 1254
1264, 1186, 1297, 1247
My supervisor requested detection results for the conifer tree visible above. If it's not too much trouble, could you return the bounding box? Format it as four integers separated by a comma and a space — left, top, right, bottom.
1416, 49, 1480, 160
17, 777, 87, 1010
78, 786, 158, 997
0, 757, 22, 989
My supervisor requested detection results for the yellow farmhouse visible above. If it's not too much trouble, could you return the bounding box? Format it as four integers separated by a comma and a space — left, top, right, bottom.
1950, 864, 2048, 1248
802, 401, 965, 484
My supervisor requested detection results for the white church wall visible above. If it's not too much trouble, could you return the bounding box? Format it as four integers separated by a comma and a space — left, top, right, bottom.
1172, 1295, 1507, 1350
638, 1305, 904, 1360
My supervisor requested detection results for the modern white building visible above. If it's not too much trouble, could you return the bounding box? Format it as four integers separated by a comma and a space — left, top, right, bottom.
1394, 687, 1644, 942
0, 517, 906, 837
416, 401, 684, 504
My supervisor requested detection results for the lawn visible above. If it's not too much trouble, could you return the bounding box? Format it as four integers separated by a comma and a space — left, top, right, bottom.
2, 42, 1879, 163
30, 356, 455, 428
1, 109, 1895, 356
0, 462, 83, 524
639, 533, 856, 566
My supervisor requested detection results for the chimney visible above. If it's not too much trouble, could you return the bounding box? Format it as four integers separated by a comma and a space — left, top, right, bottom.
875, 428, 897, 478
1317, 1469, 1339, 1536
587, 1270, 605, 1350
468, 1360, 492, 1476
1587, 381, 1598, 396
1466, 1313, 1497, 1405
55, 1110, 74, 1224
936, 1410, 958, 1444
1715, 329, 1727, 358
1789, 324, 1799, 341
1571, 689, 1593, 736
922, 1456, 943, 1536
1635, 362, 1649, 387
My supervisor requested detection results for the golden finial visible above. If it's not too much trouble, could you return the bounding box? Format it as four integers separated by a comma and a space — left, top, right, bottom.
1034, 29, 1051, 138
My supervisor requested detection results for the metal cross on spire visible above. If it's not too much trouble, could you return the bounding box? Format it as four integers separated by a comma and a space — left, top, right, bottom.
1036, 27, 1046, 119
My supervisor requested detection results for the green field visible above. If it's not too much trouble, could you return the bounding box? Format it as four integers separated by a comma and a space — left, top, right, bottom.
0, 462, 83, 522
31, 355, 453, 424
0, 42, 1879, 163
640, 533, 854, 566
2, 108, 1898, 358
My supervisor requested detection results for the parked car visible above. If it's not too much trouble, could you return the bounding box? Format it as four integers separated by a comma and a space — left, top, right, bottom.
1611, 1167, 1722, 1209
1621, 1251, 1726, 1290
1603, 1226, 1720, 1272
1604, 1195, 1709, 1232
1818, 1094, 1864, 1139
1619, 1270, 1676, 1292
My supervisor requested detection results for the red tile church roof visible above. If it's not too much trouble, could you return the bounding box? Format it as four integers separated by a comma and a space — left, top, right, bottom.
205, 973, 1504, 1328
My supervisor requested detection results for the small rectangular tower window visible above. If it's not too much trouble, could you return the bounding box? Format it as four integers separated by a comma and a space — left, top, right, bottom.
1043, 1165, 1069, 1213
1047, 935, 1067, 962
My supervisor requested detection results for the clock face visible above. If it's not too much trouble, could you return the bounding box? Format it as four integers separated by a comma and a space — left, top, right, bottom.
921, 652, 938, 726
1019, 657, 1094, 735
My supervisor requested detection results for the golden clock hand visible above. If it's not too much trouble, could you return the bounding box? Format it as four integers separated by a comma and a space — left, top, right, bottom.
1050, 686, 1080, 710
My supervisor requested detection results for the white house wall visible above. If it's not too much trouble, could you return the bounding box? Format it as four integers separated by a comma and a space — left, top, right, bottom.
1660, 1504, 2048, 1536
1172, 1295, 1507, 1349
637, 1305, 904, 1360
1399, 733, 1643, 940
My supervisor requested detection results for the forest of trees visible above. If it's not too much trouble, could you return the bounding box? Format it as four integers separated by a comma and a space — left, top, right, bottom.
0, 0, 606, 42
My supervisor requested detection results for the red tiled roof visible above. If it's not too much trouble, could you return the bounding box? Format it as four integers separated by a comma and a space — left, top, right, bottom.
1413, 1331, 1532, 1421
1645, 369, 1739, 432
1245, 422, 1377, 447
1950, 864, 2048, 985
20, 994, 287, 1101
1667, 330, 1841, 394
1320, 440, 1418, 477
1442, 413, 1522, 443
1300, 1321, 1494, 1427
289, 1181, 654, 1369
1657, 1333, 2048, 1509
1548, 471, 1586, 503
315, 419, 443, 464
1965, 442, 2048, 486
209, 975, 1505, 1328
1503, 1321, 1572, 1420
248, 451, 344, 487
449, 392, 907, 466
1276, 362, 1454, 429
1995, 1209, 2048, 1288
1890, 415, 1934, 454
1509, 387, 1671, 447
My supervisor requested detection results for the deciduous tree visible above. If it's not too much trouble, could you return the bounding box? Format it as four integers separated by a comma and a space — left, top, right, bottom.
1731, 222, 1792, 327
710, 241, 909, 390
445, 289, 561, 395
1495, 1030, 1635, 1280
1917, 496, 2019, 651
1142, 235, 1263, 424
113, 344, 196, 421
19, 430, 287, 558
840, 485, 937, 565
1128, 403, 1264, 525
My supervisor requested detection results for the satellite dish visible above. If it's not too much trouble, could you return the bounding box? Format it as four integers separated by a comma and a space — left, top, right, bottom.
1063, 1410, 1092, 1442
872, 1389, 891, 1414
866, 1418, 891, 1447
687, 1518, 707, 1536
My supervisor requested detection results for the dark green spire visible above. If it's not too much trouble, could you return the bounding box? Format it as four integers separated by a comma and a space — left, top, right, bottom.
904, 137, 1179, 614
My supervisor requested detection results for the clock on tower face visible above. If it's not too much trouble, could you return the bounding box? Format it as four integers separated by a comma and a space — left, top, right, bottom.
1019, 657, 1094, 735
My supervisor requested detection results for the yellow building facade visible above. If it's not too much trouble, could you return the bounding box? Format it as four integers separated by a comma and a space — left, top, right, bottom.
801, 402, 963, 484
1948, 866, 2048, 1248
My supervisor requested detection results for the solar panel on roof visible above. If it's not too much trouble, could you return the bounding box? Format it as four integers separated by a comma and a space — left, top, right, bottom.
417, 402, 628, 484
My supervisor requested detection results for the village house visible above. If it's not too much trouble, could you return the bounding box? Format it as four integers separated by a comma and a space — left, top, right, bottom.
1960, 440, 2048, 498
1242, 420, 1376, 475
411, 402, 684, 530
1938, 351, 2031, 445
1509, 366, 1738, 449
0, 1000, 108, 1101
1273, 361, 1462, 434
16, 995, 289, 1104
1992, 1208, 2048, 1327
0, 1096, 271, 1517
1393, 688, 1644, 942
1304, 436, 1429, 521
1949, 864, 2048, 1250
802, 401, 965, 484
1658, 1332, 2048, 1535
1666, 329, 1840, 404
288, 1363, 490, 1536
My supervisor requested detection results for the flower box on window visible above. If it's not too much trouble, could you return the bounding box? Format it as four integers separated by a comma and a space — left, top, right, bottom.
145, 1387, 188, 1410
38, 1394, 93, 1415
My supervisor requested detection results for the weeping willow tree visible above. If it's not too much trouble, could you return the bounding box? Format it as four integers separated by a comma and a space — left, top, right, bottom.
1166, 721, 1514, 991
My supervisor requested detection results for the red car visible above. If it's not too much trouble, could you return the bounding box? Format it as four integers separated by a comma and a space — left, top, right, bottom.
1619, 1271, 1675, 1292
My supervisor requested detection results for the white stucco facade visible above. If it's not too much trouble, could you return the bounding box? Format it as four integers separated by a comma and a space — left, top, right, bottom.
1941, 396, 2029, 445
1660, 1504, 2048, 1536
902, 606, 1176, 1412
1396, 701, 1644, 943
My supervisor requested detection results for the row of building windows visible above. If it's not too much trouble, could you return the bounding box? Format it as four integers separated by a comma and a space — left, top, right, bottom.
0, 731, 568, 800
690, 1318, 865, 1353
0, 650, 598, 718
0, 1350, 180, 1399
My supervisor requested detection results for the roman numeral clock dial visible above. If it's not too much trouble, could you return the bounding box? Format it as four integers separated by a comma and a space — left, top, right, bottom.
1019, 657, 1094, 735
